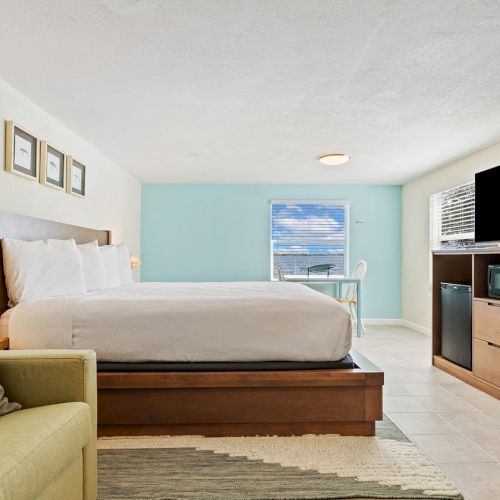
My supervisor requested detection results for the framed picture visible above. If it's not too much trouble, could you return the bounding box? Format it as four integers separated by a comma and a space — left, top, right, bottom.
40, 141, 66, 190
5, 121, 39, 180
66, 156, 86, 197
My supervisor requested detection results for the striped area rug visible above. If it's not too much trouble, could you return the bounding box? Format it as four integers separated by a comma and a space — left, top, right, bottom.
97, 418, 462, 499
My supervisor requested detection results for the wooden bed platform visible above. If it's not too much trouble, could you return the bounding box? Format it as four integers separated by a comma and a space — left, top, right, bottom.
0, 211, 384, 437
96, 350, 383, 437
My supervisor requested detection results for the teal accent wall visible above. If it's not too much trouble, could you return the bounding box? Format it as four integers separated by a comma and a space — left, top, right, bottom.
141, 184, 402, 318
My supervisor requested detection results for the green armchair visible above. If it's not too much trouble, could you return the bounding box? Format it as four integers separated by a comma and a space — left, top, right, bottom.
0, 350, 97, 500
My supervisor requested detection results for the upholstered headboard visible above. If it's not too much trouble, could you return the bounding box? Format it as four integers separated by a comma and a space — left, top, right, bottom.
0, 211, 110, 315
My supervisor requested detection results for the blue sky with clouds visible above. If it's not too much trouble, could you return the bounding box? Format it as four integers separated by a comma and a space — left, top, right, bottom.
272, 203, 346, 255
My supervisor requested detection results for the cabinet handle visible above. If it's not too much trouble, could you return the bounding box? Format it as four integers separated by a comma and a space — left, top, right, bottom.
488, 342, 500, 349
487, 302, 500, 308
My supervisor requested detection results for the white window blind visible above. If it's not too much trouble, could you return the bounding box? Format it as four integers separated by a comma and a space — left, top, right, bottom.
271, 201, 349, 278
429, 182, 475, 250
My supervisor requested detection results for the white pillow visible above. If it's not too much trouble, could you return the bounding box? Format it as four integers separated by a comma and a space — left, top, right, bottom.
115, 243, 133, 284
99, 245, 121, 288
1, 238, 86, 305
78, 240, 105, 292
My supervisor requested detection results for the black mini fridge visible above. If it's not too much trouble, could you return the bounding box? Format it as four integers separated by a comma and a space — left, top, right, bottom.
440, 282, 472, 369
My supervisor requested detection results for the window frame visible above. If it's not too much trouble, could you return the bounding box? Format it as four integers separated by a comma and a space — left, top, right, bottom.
269, 199, 350, 280
429, 181, 475, 251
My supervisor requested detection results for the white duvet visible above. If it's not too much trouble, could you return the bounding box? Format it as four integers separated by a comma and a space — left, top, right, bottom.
6, 282, 352, 362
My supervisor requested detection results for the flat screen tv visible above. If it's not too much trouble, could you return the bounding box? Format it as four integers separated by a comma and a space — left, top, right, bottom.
475, 165, 500, 243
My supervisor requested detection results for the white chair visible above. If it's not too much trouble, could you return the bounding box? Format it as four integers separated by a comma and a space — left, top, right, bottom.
336, 260, 367, 335
274, 260, 286, 281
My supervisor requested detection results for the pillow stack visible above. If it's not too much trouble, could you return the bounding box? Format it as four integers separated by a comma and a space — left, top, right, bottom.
1, 238, 134, 306
99, 243, 133, 289
2, 238, 86, 305
78, 240, 106, 291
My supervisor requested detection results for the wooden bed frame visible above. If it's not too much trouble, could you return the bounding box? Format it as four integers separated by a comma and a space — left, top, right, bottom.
0, 211, 384, 437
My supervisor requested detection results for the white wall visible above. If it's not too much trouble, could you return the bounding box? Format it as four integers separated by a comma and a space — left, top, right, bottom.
0, 79, 141, 262
402, 141, 500, 330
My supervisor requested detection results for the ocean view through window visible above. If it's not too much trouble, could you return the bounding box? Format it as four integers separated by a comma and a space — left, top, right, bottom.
271, 201, 349, 279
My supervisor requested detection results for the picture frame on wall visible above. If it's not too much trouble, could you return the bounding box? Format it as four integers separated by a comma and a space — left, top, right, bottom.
66, 156, 86, 197
40, 141, 66, 190
5, 121, 39, 180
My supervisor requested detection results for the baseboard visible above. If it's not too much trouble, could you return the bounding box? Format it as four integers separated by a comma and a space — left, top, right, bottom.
364, 319, 403, 326
363, 318, 431, 336
399, 319, 431, 336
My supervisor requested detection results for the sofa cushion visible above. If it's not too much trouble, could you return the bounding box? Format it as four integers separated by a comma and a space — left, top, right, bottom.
0, 402, 91, 500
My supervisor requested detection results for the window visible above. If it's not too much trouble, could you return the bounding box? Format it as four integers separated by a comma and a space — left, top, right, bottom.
271, 201, 349, 279
429, 182, 475, 250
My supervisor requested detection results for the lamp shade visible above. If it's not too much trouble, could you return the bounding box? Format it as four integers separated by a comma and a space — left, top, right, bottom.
130, 254, 141, 269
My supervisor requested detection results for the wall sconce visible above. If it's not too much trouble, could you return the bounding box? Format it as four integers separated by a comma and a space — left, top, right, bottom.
130, 254, 141, 269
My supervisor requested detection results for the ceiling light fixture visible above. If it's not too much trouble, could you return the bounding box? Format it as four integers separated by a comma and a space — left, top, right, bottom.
317, 153, 351, 166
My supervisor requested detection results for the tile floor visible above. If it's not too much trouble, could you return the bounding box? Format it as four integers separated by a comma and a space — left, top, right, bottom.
352, 325, 500, 500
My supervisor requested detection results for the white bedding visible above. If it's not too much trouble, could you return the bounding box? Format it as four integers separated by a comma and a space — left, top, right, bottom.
5, 282, 352, 362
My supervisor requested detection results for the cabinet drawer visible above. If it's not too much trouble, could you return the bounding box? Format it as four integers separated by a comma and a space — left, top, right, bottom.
474, 300, 500, 344
473, 338, 500, 387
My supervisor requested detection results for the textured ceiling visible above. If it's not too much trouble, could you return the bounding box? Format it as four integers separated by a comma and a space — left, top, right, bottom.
1, 0, 500, 184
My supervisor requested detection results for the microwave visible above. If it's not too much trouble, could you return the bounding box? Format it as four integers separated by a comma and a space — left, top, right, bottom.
488, 264, 500, 299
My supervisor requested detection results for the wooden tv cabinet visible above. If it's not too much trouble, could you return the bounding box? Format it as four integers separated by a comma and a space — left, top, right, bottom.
432, 249, 500, 399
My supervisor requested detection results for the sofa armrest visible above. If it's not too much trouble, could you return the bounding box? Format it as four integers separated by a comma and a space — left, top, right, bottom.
0, 349, 97, 500
0, 349, 96, 410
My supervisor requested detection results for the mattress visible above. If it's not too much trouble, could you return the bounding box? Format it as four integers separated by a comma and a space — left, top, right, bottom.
97, 355, 356, 372
7, 281, 352, 362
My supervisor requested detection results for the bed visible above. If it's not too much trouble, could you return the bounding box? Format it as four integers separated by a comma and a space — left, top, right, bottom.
0, 210, 383, 436
7, 281, 352, 362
